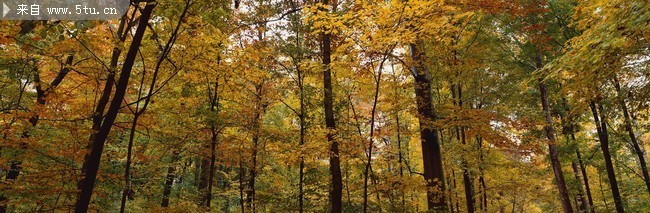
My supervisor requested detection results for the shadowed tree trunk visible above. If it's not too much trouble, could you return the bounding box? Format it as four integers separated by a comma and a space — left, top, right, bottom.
589, 100, 624, 213
410, 41, 447, 211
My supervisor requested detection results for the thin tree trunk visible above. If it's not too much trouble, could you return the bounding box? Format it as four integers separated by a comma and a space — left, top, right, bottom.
476, 136, 488, 213
74, 4, 155, 212
575, 147, 594, 213
560, 98, 589, 213
394, 80, 405, 211
119, 1, 187, 208
535, 51, 573, 213
453, 83, 474, 213
298, 69, 306, 213
613, 77, 650, 193
247, 134, 258, 212
410, 41, 447, 211
207, 79, 220, 208
199, 78, 220, 207
589, 100, 624, 213
119, 116, 139, 213
597, 168, 610, 211
571, 162, 588, 212
363, 55, 387, 213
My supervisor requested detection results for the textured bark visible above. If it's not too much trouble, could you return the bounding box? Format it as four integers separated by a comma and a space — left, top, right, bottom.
410, 42, 447, 211
74, 4, 155, 212
589, 100, 624, 213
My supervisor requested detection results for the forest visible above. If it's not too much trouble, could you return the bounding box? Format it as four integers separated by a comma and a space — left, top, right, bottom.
0, 0, 648, 212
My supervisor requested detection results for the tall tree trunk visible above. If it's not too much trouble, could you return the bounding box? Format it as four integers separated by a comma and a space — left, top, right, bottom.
535, 52, 573, 213
298, 66, 306, 213
394, 76, 405, 211
363, 56, 387, 212
207, 80, 220, 208
539, 81, 572, 213
410, 42, 447, 211
247, 83, 264, 212
74, 4, 155, 212
613, 77, 650, 193
120, 1, 187, 207
589, 100, 624, 213
320, 0, 342, 212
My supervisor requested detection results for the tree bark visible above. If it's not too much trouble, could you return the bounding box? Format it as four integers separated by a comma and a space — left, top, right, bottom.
452, 83, 474, 213
535, 51, 573, 213
589, 100, 624, 213
538, 80, 572, 213
74, 4, 155, 212
410, 42, 447, 211
320, 0, 342, 212
298, 63, 306, 213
